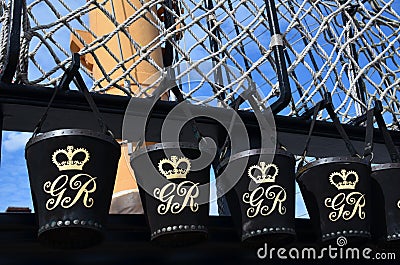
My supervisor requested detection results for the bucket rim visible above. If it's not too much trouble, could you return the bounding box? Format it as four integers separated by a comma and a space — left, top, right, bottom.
372, 163, 400, 172
216, 148, 294, 173
296, 156, 369, 179
130, 142, 209, 159
25, 128, 119, 150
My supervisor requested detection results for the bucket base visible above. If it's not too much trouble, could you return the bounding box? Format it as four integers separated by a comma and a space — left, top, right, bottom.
38, 227, 103, 249
321, 232, 370, 246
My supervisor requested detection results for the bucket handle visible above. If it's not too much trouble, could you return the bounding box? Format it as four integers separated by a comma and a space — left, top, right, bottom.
135, 68, 203, 150
218, 87, 285, 163
342, 100, 400, 163
298, 93, 365, 168
31, 54, 111, 138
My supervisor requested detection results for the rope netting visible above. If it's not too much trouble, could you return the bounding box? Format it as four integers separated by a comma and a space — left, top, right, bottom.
1, 0, 399, 126
0, 0, 10, 64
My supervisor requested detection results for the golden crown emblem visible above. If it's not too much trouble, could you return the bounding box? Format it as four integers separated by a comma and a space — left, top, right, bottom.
52, 145, 90, 171
158, 156, 191, 180
329, 169, 359, 190
248, 162, 279, 184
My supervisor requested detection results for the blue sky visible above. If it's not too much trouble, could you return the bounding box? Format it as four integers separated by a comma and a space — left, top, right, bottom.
0, 131, 33, 211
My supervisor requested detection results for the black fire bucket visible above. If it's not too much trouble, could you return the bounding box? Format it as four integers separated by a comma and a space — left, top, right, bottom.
25, 59, 120, 248
296, 101, 372, 244
26, 130, 120, 248
217, 148, 296, 245
297, 157, 371, 243
369, 102, 400, 246
371, 164, 400, 246
131, 142, 211, 246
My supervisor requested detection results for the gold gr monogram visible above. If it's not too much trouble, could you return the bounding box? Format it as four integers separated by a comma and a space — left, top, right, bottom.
324, 169, 366, 222
242, 185, 287, 218
324, 192, 366, 221
43, 145, 97, 211
43, 174, 97, 210
153, 180, 199, 215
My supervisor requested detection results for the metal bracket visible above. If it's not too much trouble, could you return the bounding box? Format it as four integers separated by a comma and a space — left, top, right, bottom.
0, 0, 23, 83
264, 0, 292, 114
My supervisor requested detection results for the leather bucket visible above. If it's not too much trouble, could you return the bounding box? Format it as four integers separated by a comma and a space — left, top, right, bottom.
131, 142, 211, 246
217, 148, 296, 245
297, 157, 371, 243
296, 102, 372, 244
25, 66, 120, 248
369, 104, 400, 246
26, 129, 120, 248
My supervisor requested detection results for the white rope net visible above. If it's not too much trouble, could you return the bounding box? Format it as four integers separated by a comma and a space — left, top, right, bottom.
1, 0, 400, 126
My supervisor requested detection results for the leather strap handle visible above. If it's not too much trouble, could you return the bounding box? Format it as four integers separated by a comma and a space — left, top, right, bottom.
299, 97, 361, 169
32, 54, 110, 137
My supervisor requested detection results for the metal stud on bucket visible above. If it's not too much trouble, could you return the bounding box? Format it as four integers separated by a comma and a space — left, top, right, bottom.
296, 94, 372, 244
25, 55, 120, 249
